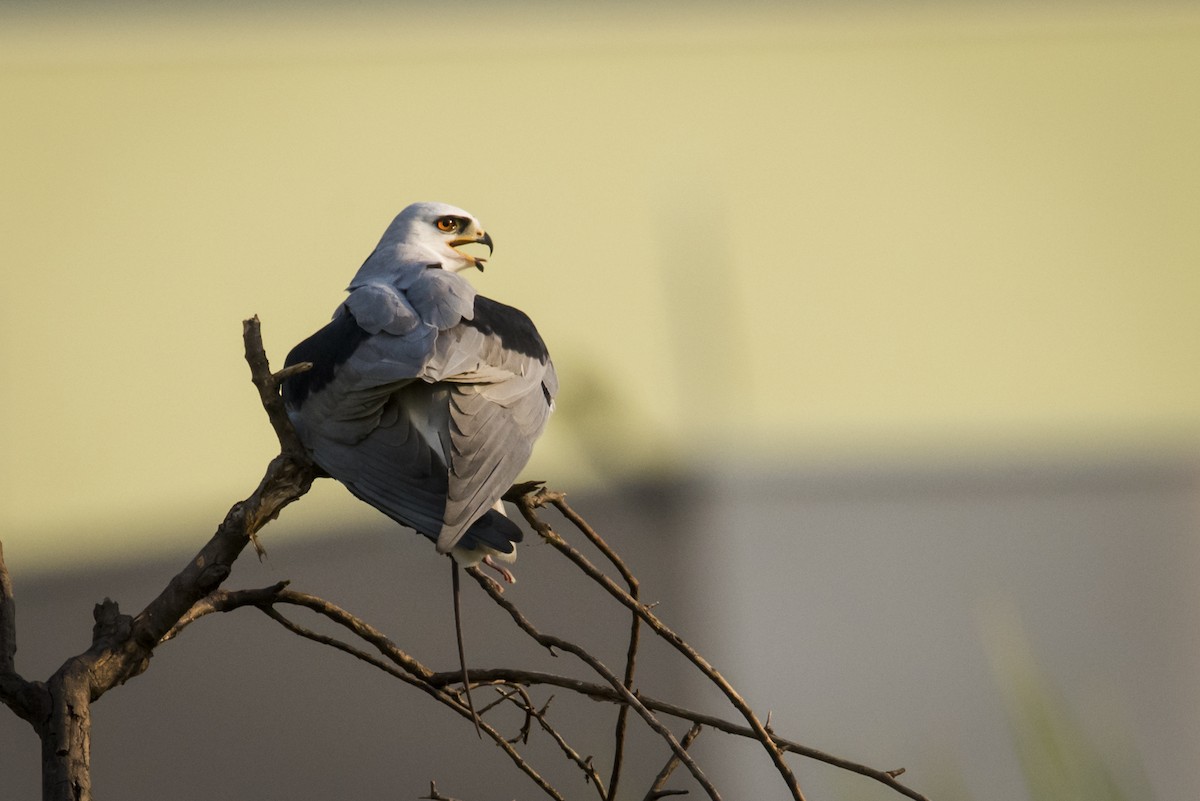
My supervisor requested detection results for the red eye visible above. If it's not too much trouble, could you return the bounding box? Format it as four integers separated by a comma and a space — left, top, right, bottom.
436, 217, 458, 233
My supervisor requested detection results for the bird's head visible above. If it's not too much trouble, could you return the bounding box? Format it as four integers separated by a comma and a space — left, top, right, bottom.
388, 201, 494, 273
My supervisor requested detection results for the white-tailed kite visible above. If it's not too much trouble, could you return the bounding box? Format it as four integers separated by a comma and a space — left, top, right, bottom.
281, 202, 557, 729
283, 202, 556, 571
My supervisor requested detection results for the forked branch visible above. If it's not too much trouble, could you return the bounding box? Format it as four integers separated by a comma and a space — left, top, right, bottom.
2, 317, 321, 801
1, 318, 930, 801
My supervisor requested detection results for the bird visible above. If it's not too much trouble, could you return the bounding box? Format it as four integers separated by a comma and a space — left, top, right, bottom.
281, 201, 557, 730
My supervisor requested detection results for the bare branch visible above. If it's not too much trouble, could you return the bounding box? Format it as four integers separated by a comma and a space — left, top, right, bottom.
644, 723, 703, 801
546, 493, 644, 801
272, 589, 435, 681
421, 780, 466, 801
271, 361, 314, 385
161, 581, 291, 642
28, 317, 321, 800
147, 487, 928, 801
434, 667, 929, 801
466, 565, 723, 801
256, 605, 567, 800
451, 561, 482, 737
165, 583, 440, 689
259, 606, 443, 695
110, 318, 316, 689
163, 583, 569, 800
9, 319, 929, 801
273, 583, 918, 801
243, 317, 310, 456
507, 693, 608, 801
514, 489, 807, 801
161, 553, 927, 799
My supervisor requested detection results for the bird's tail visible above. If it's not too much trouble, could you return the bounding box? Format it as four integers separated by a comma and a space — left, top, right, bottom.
451, 559, 482, 738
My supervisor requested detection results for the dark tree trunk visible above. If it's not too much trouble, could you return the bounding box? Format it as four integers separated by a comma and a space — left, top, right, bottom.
41, 662, 92, 801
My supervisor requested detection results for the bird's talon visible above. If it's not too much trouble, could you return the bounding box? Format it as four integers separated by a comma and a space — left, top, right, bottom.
482, 555, 517, 585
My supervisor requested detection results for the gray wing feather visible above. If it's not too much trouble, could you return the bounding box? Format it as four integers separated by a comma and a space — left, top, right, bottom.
288, 272, 552, 554
296, 325, 437, 445
429, 326, 555, 552
406, 270, 476, 329
343, 284, 421, 335
306, 386, 449, 537
340, 328, 437, 389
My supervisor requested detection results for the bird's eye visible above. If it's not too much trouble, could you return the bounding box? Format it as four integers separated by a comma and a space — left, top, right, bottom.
436, 217, 459, 233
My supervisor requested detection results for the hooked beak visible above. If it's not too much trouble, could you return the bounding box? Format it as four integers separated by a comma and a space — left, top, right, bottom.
450, 230, 493, 271
474, 231, 493, 272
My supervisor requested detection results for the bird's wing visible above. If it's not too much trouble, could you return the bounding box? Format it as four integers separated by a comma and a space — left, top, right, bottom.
283, 291, 449, 537
302, 384, 452, 539
405, 269, 476, 328
284, 286, 553, 553
425, 297, 557, 553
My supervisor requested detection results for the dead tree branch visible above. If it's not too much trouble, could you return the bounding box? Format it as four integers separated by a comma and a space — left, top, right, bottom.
466, 564, 724, 800
162, 583, 569, 800
645, 723, 704, 801
161, 574, 930, 800
2, 317, 319, 801
511, 487, 807, 801
1, 317, 931, 801
507, 693, 609, 801
557, 491, 644, 801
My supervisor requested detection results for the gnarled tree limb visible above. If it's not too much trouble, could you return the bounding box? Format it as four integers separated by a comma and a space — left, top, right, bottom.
2, 317, 931, 801
9, 316, 319, 801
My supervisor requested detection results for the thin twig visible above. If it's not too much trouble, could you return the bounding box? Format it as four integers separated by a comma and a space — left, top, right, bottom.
160, 581, 291, 642
548, 494, 643, 801
644, 723, 704, 801
476, 684, 523, 717
429, 667, 929, 801
243, 317, 309, 456
466, 566, 723, 801
421, 780, 466, 801
516, 489, 806, 801
271, 361, 314, 384
163, 571, 924, 798
258, 606, 566, 801
163, 569, 926, 797
479, 684, 536, 744
508, 693, 609, 800
452, 560, 482, 737
261, 606, 437, 691
162, 583, 568, 801
166, 584, 447, 692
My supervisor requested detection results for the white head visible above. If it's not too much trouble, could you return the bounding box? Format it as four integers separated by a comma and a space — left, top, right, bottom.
348, 202, 495, 289
371, 201, 493, 275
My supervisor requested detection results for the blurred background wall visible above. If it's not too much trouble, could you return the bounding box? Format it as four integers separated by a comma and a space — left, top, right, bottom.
2, 3, 1198, 800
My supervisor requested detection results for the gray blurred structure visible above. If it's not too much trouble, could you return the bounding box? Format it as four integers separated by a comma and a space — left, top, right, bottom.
2, 455, 1196, 800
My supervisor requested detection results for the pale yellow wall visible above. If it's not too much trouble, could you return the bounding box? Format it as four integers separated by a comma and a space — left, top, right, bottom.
2, 5, 1198, 570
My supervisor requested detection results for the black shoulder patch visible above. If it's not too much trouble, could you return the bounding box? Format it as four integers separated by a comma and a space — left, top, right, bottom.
282, 307, 371, 408
463, 296, 549, 361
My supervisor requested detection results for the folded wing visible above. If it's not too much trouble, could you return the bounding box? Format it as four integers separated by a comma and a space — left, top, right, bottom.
283, 286, 555, 556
